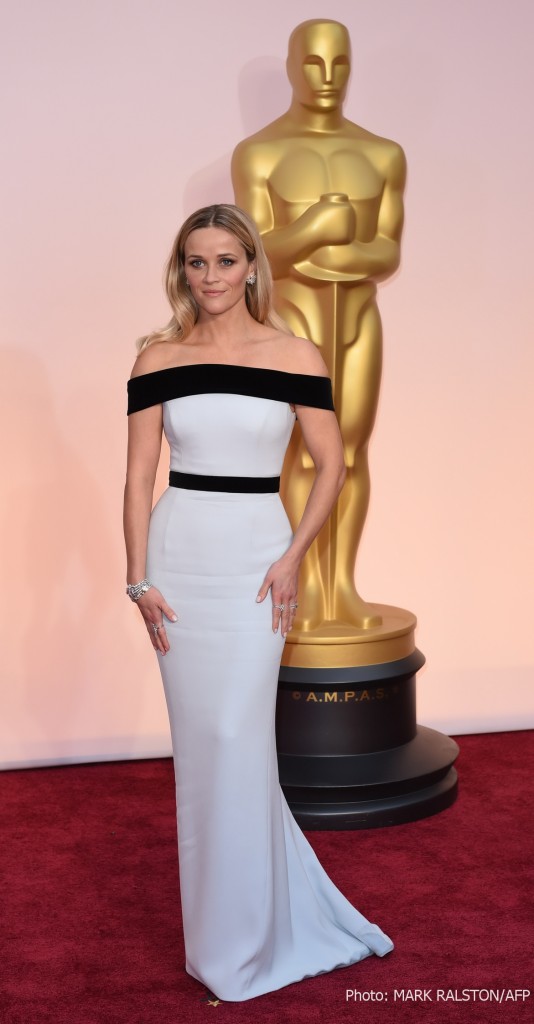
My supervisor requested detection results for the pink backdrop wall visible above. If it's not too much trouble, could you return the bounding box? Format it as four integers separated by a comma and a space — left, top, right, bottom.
1, 0, 533, 767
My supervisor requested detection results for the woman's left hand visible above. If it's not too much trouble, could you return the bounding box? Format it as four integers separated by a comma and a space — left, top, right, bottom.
256, 555, 300, 637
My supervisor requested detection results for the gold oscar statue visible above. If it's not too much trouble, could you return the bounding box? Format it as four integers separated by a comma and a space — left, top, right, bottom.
231, 20, 459, 827
232, 18, 416, 667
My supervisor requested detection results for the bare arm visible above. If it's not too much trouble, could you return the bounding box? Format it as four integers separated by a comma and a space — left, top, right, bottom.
123, 403, 162, 583
283, 405, 346, 566
256, 344, 346, 636
124, 360, 177, 654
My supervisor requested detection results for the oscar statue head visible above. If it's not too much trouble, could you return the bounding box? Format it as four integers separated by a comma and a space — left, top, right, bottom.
286, 19, 351, 112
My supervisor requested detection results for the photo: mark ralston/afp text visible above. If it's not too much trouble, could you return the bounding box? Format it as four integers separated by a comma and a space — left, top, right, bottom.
346, 988, 531, 1004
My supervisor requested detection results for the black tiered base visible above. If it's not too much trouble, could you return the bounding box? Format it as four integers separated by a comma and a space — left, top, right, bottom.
276, 651, 459, 830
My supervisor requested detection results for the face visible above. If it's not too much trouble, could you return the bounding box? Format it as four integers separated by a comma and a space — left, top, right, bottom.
287, 21, 351, 111
183, 227, 255, 318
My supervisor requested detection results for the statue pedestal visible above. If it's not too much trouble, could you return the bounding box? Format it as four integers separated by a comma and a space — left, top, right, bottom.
276, 605, 459, 830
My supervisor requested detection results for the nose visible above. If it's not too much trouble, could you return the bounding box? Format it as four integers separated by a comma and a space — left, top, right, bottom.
323, 61, 333, 85
203, 262, 220, 283
322, 59, 347, 87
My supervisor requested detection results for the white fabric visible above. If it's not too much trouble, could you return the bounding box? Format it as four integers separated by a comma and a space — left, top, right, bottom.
147, 391, 393, 1001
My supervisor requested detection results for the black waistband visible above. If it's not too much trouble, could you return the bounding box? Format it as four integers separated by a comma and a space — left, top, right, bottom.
169, 470, 280, 493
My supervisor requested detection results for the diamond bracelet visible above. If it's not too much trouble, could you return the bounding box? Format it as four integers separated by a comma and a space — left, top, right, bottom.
126, 578, 153, 602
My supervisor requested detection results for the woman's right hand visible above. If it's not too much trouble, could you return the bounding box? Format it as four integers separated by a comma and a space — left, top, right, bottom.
135, 587, 178, 655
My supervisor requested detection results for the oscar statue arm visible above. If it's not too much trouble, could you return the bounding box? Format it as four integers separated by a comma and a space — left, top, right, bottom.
231, 141, 355, 279
345, 143, 407, 281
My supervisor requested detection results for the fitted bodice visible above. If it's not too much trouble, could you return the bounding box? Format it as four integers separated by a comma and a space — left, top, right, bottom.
163, 393, 295, 477
127, 363, 335, 478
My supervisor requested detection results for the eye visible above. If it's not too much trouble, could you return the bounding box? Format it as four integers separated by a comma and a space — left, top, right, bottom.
188, 259, 204, 268
220, 258, 235, 266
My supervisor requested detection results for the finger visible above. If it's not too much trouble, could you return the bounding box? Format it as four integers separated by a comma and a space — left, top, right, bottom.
271, 597, 285, 634
157, 625, 170, 654
162, 602, 178, 623
147, 620, 170, 655
146, 621, 160, 653
288, 599, 298, 625
282, 599, 298, 637
256, 574, 272, 603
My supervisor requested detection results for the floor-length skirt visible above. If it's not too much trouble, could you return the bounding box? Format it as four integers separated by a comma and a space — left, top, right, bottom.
147, 484, 393, 1002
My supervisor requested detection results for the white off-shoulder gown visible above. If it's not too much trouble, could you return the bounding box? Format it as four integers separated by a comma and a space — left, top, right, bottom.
127, 364, 393, 1001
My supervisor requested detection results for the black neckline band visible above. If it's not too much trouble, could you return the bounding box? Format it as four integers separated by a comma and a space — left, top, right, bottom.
127, 362, 335, 416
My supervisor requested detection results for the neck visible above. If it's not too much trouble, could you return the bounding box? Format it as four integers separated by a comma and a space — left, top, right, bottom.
287, 98, 345, 132
193, 303, 256, 349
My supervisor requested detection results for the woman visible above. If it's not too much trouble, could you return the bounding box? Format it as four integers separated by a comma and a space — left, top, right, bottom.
124, 204, 393, 1001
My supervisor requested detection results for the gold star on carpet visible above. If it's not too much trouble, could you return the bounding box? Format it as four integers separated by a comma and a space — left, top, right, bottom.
201, 990, 222, 1006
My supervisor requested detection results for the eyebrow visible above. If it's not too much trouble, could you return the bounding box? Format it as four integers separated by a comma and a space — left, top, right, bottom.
186, 251, 240, 259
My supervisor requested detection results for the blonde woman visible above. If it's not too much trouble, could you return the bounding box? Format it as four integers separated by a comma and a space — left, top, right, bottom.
124, 204, 393, 1002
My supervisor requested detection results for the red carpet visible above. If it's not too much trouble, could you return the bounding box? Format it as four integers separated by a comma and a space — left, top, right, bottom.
1, 731, 532, 1023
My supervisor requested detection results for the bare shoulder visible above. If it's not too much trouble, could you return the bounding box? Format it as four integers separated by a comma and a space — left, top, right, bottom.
129, 341, 180, 379
278, 335, 330, 377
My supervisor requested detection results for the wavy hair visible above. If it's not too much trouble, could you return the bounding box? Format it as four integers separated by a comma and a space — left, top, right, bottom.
137, 204, 290, 351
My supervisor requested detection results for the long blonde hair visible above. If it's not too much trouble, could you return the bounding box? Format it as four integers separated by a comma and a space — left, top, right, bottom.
137, 204, 290, 351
